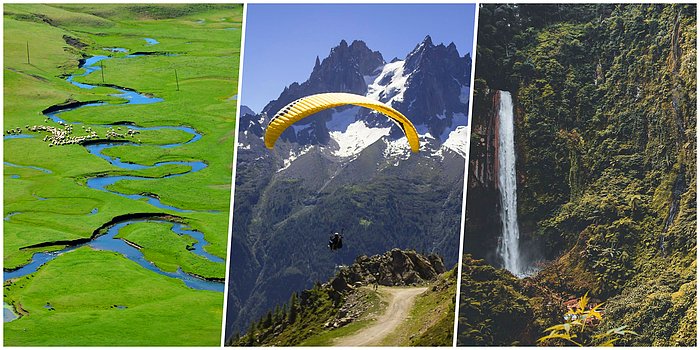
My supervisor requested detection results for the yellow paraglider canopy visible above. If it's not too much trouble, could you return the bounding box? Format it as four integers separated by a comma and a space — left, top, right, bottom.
264, 92, 420, 153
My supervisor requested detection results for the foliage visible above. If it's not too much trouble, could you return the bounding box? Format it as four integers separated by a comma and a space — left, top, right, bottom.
457, 255, 543, 345
394, 267, 457, 346
229, 283, 345, 346
465, 4, 695, 345
538, 293, 637, 346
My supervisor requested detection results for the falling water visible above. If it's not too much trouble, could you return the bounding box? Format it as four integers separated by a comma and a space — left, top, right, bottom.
496, 91, 523, 276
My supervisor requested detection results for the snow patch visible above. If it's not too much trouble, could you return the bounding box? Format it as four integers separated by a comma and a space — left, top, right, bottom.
327, 106, 360, 131
383, 137, 412, 165
440, 112, 468, 142
330, 120, 391, 158
440, 126, 469, 158
367, 60, 410, 104
278, 144, 313, 172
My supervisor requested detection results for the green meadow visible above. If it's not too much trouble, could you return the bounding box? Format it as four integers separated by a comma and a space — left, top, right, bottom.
3, 4, 241, 345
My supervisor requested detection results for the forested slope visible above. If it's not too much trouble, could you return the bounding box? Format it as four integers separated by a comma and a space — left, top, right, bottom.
461, 4, 696, 346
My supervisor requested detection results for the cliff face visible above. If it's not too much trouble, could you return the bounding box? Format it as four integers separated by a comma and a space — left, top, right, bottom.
463, 90, 503, 262
461, 4, 696, 346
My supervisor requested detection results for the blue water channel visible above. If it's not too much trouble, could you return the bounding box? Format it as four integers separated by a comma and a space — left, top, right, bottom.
4, 45, 224, 305
4, 219, 223, 291
3, 134, 33, 140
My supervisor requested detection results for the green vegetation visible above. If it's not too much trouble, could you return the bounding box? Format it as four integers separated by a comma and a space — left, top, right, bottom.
232, 266, 457, 346
457, 255, 546, 346
299, 290, 383, 346
538, 293, 638, 346
230, 283, 350, 346
384, 267, 457, 346
4, 248, 223, 346
462, 4, 695, 346
4, 4, 241, 345
115, 221, 225, 279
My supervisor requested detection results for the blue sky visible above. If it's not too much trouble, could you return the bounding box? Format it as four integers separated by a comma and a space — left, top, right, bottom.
241, 4, 476, 113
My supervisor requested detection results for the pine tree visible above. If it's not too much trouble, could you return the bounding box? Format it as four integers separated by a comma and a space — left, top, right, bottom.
288, 292, 299, 323
263, 311, 273, 328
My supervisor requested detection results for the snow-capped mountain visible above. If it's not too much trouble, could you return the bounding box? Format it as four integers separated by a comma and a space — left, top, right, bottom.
238, 35, 471, 164
226, 36, 471, 337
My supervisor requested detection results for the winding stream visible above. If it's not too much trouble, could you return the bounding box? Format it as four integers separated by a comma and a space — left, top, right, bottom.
4, 43, 225, 306
4, 218, 223, 291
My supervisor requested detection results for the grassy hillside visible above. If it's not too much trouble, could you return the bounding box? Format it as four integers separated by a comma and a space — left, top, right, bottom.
229, 252, 456, 346
384, 267, 457, 346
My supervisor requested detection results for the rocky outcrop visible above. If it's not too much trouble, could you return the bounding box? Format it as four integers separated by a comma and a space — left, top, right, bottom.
63, 35, 87, 49
462, 89, 503, 263
328, 249, 446, 291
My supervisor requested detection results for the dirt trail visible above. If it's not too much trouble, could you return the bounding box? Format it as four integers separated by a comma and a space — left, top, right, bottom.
334, 286, 427, 346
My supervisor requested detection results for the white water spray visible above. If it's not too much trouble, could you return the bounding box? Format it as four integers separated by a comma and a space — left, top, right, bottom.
496, 91, 524, 276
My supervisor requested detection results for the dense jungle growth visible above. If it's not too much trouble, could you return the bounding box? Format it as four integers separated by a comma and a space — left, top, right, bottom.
461, 4, 696, 346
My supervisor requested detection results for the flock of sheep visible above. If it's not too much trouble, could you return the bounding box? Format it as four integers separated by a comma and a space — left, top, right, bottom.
5, 121, 141, 147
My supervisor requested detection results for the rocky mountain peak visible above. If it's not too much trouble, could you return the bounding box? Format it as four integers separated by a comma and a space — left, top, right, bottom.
243, 36, 472, 157
379, 36, 471, 138
260, 39, 384, 119
405, 36, 463, 73
311, 39, 384, 79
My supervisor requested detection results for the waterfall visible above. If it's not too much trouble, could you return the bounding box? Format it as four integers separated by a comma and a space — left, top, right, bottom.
496, 91, 523, 276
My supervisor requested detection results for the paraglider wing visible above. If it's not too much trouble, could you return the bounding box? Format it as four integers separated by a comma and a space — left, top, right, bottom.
264, 92, 420, 153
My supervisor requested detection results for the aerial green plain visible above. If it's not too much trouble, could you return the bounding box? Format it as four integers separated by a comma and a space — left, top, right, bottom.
4, 4, 241, 345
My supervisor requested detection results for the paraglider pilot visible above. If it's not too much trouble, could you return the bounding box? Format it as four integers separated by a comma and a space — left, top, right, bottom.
328, 231, 343, 251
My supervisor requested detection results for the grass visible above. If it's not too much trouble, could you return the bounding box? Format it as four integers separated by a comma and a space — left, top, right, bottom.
298, 288, 385, 346
381, 269, 457, 346
115, 221, 225, 279
3, 248, 223, 346
3, 3, 241, 345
